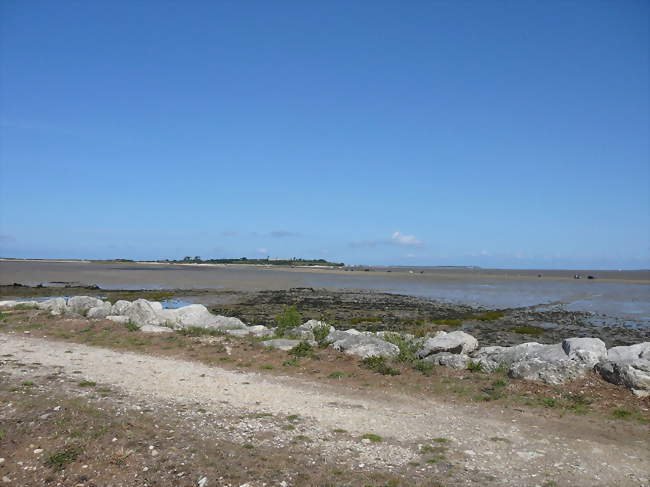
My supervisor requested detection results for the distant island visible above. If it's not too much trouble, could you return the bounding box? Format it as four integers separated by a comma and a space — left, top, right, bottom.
159, 256, 345, 267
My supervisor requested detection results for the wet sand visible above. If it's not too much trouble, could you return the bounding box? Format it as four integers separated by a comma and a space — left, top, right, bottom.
1, 259, 649, 322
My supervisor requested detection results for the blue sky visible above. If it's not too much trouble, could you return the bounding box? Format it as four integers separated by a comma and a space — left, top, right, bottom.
0, 1, 648, 268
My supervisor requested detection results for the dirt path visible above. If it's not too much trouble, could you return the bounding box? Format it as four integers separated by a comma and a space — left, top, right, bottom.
1, 333, 648, 486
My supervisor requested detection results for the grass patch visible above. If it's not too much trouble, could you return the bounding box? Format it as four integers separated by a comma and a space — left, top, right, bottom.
382, 333, 418, 365
21, 381, 34, 387
512, 326, 545, 336
78, 381, 97, 387
260, 365, 274, 370
361, 433, 382, 442
360, 355, 400, 376
45, 446, 80, 471
282, 357, 300, 367
312, 325, 331, 346
612, 408, 632, 419
412, 360, 434, 376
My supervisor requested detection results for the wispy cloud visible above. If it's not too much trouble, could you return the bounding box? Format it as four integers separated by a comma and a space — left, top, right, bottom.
349, 232, 424, 249
256, 248, 269, 255
391, 231, 423, 247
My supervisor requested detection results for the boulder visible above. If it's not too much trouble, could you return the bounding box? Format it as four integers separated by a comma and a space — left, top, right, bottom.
261, 339, 304, 351
472, 342, 566, 372
561, 337, 607, 367
140, 324, 174, 333
67, 296, 105, 315
416, 331, 478, 358
36, 298, 67, 315
149, 301, 164, 312
509, 358, 588, 385
111, 300, 131, 315
106, 315, 130, 324
87, 302, 112, 319
286, 320, 334, 341
248, 325, 274, 337
0, 300, 19, 308
596, 342, 650, 397
423, 352, 470, 369
596, 360, 650, 397
607, 343, 650, 362
158, 304, 247, 331
327, 331, 399, 359
123, 299, 160, 327
0, 300, 39, 309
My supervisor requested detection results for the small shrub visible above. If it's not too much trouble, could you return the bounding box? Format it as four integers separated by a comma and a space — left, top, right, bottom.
312, 325, 331, 346
361, 433, 382, 442
21, 381, 34, 387
288, 341, 315, 358
512, 326, 544, 336
124, 321, 140, 332
383, 333, 418, 364
275, 305, 301, 332
467, 360, 484, 373
45, 446, 80, 471
360, 355, 400, 376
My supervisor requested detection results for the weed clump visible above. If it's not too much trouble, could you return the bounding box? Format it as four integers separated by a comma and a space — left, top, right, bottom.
467, 360, 484, 373
275, 305, 301, 332
124, 321, 140, 332
312, 325, 331, 347
360, 355, 400, 376
288, 341, 316, 358
361, 433, 382, 442
176, 326, 222, 337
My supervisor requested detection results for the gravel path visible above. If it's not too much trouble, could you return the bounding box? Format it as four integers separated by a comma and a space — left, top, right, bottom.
1, 333, 648, 486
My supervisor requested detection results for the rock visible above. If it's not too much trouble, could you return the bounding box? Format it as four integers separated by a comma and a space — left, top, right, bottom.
123, 299, 160, 327
509, 357, 587, 385
158, 304, 247, 331
140, 324, 174, 333
0, 300, 19, 308
106, 315, 130, 324
416, 331, 478, 358
0, 300, 38, 309
226, 329, 251, 337
596, 342, 650, 397
67, 296, 104, 315
261, 339, 303, 351
561, 337, 607, 367
327, 332, 399, 359
248, 325, 273, 337
87, 302, 112, 319
423, 352, 470, 369
111, 300, 131, 315
149, 301, 164, 312
606, 342, 650, 362
198, 477, 208, 487
286, 320, 334, 341
36, 298, 67, 315
345, 329, 362, 335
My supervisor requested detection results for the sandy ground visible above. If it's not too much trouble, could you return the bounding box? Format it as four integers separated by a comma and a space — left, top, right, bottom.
1, 333, 648, 487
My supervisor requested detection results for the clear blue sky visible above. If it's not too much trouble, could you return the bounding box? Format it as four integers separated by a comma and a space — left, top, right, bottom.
1, 1, 648, 269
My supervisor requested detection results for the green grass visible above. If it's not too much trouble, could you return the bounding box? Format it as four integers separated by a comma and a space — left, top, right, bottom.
432, 319, 463, 326
78, 381, 96, 387
360, 355, 400, 376
512, 326, 545, 336
45, 446, 80, 471
412, 360, 434, 376
361, 433, 382, 442
382, 333, 418, 365
260, 365, 274, 370
467, 360, 484, 373
21, 381, 34, 387
432, 437, 450, 444
612, 408, 632, 419
312, 325, 331, 346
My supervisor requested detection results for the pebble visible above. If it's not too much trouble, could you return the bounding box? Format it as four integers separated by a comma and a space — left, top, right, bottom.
2, 476, 10, 483
33, 449, 43, 454
198, 477, 207, 487
0, 458, 4, 464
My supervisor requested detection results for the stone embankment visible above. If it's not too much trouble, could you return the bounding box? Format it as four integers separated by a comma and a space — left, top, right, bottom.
2, 296, 648, 397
